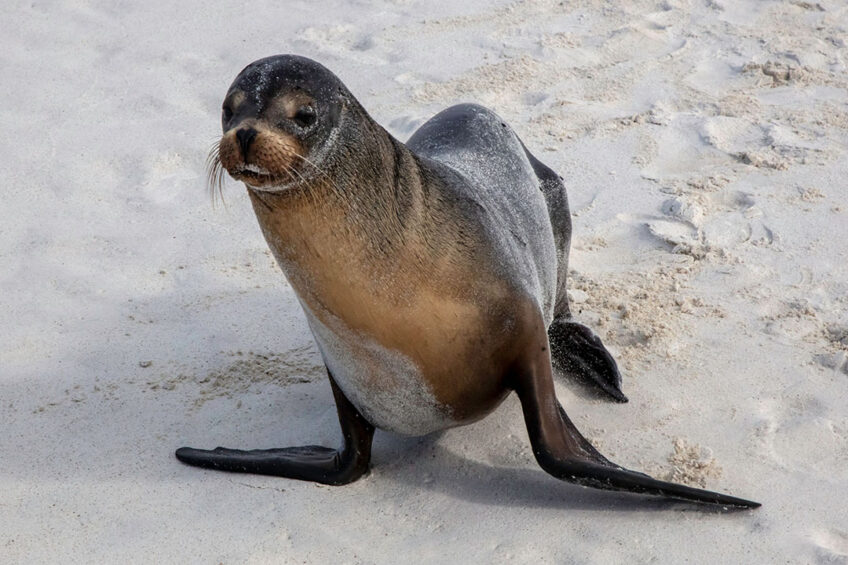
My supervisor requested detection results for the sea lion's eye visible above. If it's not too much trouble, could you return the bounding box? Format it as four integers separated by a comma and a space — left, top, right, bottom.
222, 105, 234, 122
293, 105, 317, 128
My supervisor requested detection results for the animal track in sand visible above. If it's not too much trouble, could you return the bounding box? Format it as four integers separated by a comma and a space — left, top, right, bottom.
814, 352, 847, 376
648, 171, 780, 260
294, 25, 387, 65
741, 61, 836, 89
762, 299, 821, 343
411, 55, 558, 108
811, 529, 848, 563
816, 325, 848, 375
750, 390, 847, 476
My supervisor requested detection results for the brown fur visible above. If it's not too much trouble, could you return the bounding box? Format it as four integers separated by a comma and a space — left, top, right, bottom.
210, 89, 528, 423
181, 57, 760, 507
272, 91, 315, 119
246, 170, 517, 421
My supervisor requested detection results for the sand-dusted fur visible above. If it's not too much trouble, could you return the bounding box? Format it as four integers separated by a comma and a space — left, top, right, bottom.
242, 107, 516, 423
178, 55, 759, 508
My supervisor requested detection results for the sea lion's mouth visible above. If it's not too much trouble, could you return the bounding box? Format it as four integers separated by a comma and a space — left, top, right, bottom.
227, 163, 282, 187
234, 163, 272, 176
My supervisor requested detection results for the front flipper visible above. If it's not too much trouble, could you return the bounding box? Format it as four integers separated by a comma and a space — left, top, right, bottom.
513, 338, 760, 509
175, 372, 375, 486
548, 318, 628, 403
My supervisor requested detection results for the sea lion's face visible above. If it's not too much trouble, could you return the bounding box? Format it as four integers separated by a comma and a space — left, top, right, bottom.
215, 55, 345, 191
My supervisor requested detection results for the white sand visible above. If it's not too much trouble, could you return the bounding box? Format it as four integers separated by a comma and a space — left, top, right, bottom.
2, 0, 847, 563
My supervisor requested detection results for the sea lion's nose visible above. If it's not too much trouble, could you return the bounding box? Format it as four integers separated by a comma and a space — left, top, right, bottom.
236, 127, 258, 157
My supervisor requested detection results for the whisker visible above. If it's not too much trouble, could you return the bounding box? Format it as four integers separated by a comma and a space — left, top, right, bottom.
289, 152, 343, 201
206, 140, 226, 209
205, 139, 339, 209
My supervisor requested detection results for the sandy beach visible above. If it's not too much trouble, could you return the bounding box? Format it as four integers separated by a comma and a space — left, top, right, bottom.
2, 0, 847, 562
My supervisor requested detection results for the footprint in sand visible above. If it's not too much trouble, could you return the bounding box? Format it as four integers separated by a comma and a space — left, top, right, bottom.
648, 181, 779, 258
294, 24, 388, 65
750, 394, 845, 477
811, 529, 848, 563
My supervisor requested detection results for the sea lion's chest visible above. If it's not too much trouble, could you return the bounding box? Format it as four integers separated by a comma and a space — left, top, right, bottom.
301, 305, 457, 435
251, 192, 510, 434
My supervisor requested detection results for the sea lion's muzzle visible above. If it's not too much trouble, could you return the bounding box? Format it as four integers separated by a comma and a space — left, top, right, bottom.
218, 123, 304, 189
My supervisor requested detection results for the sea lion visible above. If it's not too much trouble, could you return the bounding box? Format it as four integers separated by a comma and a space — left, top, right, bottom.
177, 55, 759, 508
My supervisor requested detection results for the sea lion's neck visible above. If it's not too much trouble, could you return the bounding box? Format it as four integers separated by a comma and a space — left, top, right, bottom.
247, 119, 435, 304
324, 124, 428, 254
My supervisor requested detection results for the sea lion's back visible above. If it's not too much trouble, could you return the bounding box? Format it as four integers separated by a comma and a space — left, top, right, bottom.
407, 104, 558, 322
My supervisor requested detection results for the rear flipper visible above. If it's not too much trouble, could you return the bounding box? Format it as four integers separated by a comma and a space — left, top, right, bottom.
548, 318, 628, 403
514, 340, 760, 509
541, 404, 760, 508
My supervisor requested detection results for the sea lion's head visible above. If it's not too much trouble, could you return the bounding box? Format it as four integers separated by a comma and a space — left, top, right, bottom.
210, 55, 349, 193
